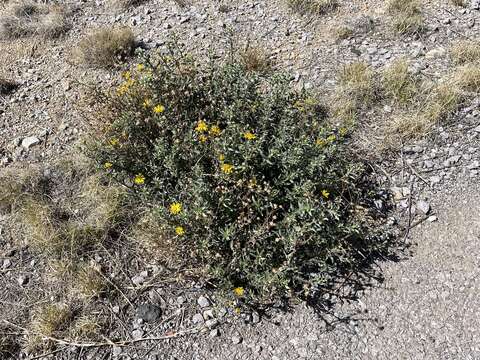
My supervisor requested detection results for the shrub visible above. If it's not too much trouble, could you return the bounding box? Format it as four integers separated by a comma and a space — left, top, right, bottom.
0, 1, 68, 40
88, 47, 392, 304
286, 0, 338, 15
73, 27, 135, 69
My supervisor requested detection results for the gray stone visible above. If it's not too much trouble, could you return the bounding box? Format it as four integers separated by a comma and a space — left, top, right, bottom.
205, 319, 219, 328
197, 295, 210, 308
416, 200, 430, 215
17, 275, 28, 286
209, 328, 220, 337
136, 304, 162, 322
192, 313, 204, 324
21, 136, 40, 149
232, 333, 243, 344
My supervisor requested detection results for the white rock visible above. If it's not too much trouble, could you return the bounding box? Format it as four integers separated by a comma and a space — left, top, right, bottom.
21, 136, 40, 149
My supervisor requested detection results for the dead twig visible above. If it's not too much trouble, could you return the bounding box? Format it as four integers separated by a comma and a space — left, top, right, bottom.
2, 319, 201, 348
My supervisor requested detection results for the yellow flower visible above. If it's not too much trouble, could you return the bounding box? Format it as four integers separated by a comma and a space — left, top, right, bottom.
209, 125, 221, 137
175, 226, 185, 236
243, 131, 256, 140
122, 71, 131, 80
199, 134, 208, 143
153, 104, 165, 114
134, 174, 145, 185
218, 154, 225, 162
137, 64, 145, 72
143, 99, 152, 108
109, 138, 119, 146
234, 307, 241, 315
327, 134, 336, 142
169, 202, 182, 215
316, 138, 329, 147
221, 163, 234, 174
339, 127, 348, 136
322, 190, 330, 199
104, 162, 113, 169
233, 287, 245, 297
195, 120, 208, 133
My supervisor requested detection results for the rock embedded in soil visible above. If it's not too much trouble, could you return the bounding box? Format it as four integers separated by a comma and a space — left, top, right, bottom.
136, 304, 162, 322
21, 136, 40, 149
197, 295, 210, 308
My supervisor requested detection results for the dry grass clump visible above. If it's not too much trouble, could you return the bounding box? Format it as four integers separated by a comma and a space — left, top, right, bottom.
387, 0, 424, 35
73, 27, 135, 69
334, 25, 354, 40
0, 1, 68, 40
109, 0, 146, 9
239, 45, 272, 73
286, 0, 338, 15
69, 316, 101, 341
133, 212, 189, 269
386, 80, 461, 142
338, 62, 377, 105
451, 64, 480, 93
74, 263, 108, 299
382, 58, 418, 105
26, 303, 72, 351
450, 40, 480, 64
450, 0, 466, 6
0, 166, 44, 214
331, 62, 377, 124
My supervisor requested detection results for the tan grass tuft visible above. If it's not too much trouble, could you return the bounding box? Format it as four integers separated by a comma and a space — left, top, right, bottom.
0, 1, 68, 39
286, 0, 338, 15
26, 303, 72, 351
382, 58, 418, 105
387, 0, 424, 35
450, 40, 480, 64
133, 212, 189, 269
73, 27, 135, 69
239, 45, 272, 73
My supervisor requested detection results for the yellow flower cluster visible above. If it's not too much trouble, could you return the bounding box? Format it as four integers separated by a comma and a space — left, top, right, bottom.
194, 120, 221, 143
175, 226, 185, 236
104, 162, 113, 169
243, 131, 256, 140
221, 163, 234, 174
322, 189, 330, 199
134, 174, 145, 185
169, 202, 182, 215
117, 71, 135, 96
233, 287, 245, 297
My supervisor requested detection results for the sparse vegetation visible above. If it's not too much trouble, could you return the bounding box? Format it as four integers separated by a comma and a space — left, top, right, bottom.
450, 40, 480, 64
286, 0, 338, 15
73, 27, 135, 69
334, 25, 354, 41
109, 0, 146, 9
332, 62, 378, 124
382, 58, 418, 105
238, 45, 272, 73
450, 0, 466, 6
88, 47, 392, 304
0, 1, 68, 40
387, 0, 424, 35
27, 303, 72, 351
